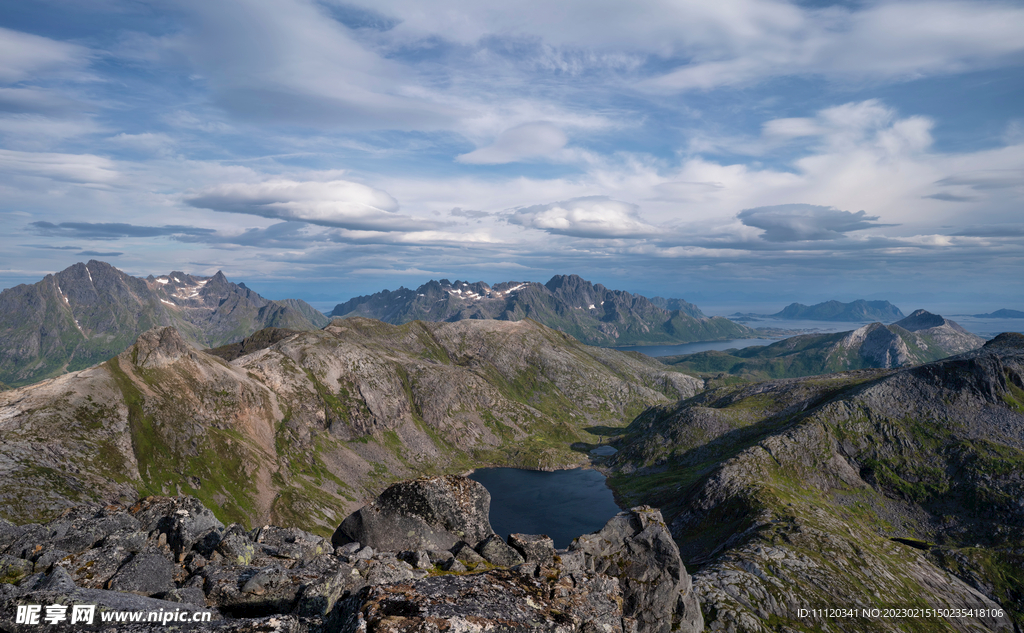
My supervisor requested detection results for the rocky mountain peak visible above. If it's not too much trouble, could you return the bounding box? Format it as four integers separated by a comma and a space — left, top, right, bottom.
984, 331, 1024, 351
896, 308, 947, 331
123, 326, 197, 368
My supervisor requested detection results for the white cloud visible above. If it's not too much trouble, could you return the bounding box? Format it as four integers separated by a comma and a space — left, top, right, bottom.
185, 177, 433, 231
737, 204, 895, 242
508, 196, 658, 238
0, 149, 119, 184
457, 121, 568, 164
0, 27, 90, 84
164, 0, 455, 129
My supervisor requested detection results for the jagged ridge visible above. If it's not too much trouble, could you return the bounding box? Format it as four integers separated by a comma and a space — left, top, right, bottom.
330, 274, 755, 347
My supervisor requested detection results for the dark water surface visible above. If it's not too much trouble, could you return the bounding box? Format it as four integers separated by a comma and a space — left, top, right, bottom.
469, 467, 621, 548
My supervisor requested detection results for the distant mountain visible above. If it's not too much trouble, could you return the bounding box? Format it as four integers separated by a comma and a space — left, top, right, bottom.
972, 308, 1024, 318
662, 309, 985, 380
0, 260, 325, 388
330, 274, 753, 347
733, 299, 905, 322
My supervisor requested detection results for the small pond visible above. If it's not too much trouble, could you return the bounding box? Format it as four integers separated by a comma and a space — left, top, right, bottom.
469, 467, 622, 548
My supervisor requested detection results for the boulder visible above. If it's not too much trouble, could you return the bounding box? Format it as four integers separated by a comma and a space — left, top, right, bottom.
250, 525, 330, 561
475, 534, 524, 567
508, 533, 555, 564
106, 551, 177, 595
570, 505, 703, 633
332, 476, 494, 552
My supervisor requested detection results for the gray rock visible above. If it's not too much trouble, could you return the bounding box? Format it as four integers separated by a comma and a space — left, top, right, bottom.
106, 551, 177, 595
441, 558, 467, 572
508, 533, 555, 564
216, 525, 256, 566
352, 545, 373, 560
332, 475, 494, 552
0, 554, 33, 584
398, 550, 432, 570
31, 548, 70, 571
451, 541, 486, 565
294, 563, 360, 617
570, 506, 703, 633
350, 567, 624, 632
33, 566, 77, 593
131, 496, 224, 558
334, 542, 361, 556
475, 534, 524, 567
251, 525, 330, 561
157, 586, 208, 606
426, 549, 453, 564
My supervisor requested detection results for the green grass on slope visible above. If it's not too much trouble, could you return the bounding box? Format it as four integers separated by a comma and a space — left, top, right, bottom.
106, 357, 262, 527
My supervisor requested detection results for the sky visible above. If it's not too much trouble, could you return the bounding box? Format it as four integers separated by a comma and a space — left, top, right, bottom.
1, 0, 1022, 314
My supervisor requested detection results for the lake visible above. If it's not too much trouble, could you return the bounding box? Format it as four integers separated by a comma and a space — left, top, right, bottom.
469, 467, 622, 548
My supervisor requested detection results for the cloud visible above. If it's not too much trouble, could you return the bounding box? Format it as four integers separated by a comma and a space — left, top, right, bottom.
185, 178, 432, 231
450, 207, 490, 218
166, 0, 455, 129
924, 193, 977, 202
935, 170, 1023, 190
508, 196, 657, 238
953, 225, 1024, 238
30, 222, 216, 239
737, 204, 896, 242
0, 27, 90, 83
457, 122, 568, 164
78, 251, 123, 257
636, 1, 1024, 91
0, 149, 118, 184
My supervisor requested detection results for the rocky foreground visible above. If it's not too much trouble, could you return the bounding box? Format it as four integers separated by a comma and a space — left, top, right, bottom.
1, 476, 702, 632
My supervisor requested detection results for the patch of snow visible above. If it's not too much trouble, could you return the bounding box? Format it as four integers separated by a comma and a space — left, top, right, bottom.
589, 304, 595, 310
86, 267, 93, 284
161, 299, 175, 306
173, 277, 181, 283
156, 278, 169, 284
418, 294, 425, 297
197, 280, 208, 286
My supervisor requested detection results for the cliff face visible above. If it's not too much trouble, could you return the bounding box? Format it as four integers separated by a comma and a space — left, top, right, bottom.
0, 261, 325, 388
330, 274, 754, 347
0, 318, 700, 534
610, 333, 1024, 631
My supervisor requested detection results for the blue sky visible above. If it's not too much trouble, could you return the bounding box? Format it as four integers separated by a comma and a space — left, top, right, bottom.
1, 0, 1022, 313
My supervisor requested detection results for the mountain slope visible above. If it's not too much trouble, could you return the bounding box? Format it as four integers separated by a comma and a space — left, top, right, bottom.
662, 310, 986, 381
329, 274, 754, 347
609, 333, 1024, 631
0, 317, 700, 535
0, 260, 324, 388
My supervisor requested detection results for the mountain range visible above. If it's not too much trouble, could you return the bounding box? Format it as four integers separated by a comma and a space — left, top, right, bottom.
0, 318, 699, 534
733, 299, 905, 322
663, 309, 985, 381
608, 332, 1024, 630
0, 261, 328, 388
329, 274, 755, 347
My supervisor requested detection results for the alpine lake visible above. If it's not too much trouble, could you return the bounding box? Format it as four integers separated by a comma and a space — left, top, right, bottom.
469, 466, 622, 548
